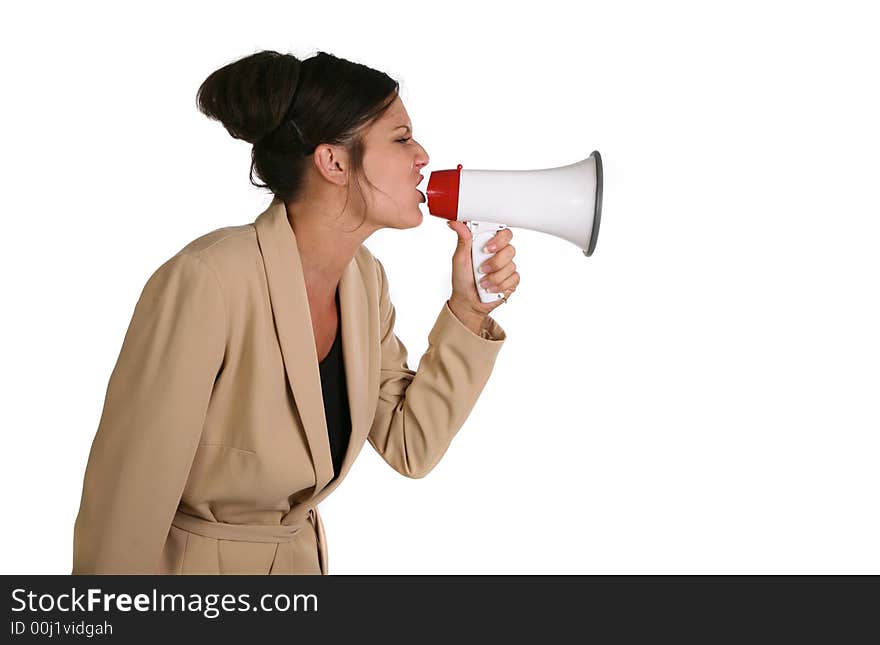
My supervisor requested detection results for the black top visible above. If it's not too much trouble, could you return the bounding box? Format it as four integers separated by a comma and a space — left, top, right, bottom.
318, 287, 351, 481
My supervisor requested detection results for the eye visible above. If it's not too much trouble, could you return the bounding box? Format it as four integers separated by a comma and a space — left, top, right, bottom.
397, 137, 412, 144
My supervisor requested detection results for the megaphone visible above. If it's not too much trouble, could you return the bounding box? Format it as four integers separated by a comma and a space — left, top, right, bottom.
425, 151, 603, 303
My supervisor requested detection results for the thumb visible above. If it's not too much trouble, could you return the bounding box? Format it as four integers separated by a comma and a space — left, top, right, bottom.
447, 220, 472, 253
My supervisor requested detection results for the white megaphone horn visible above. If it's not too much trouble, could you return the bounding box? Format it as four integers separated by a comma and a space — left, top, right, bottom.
425, 151, 603, 303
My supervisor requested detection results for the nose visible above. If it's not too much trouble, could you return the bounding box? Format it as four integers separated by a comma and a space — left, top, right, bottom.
415, 144, 430, 169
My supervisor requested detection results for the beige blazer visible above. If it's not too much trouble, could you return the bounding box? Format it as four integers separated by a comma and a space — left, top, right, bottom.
72, 198, 506, 574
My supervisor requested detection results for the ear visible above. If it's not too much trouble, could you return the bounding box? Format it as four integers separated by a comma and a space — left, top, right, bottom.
312, 144, 349, 187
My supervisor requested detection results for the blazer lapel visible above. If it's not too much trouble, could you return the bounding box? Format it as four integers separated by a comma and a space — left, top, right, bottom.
253, 199, 371, 498
254, 200, 333, 493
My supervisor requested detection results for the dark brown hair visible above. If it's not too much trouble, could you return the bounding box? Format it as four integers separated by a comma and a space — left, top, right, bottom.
196, 50, 400, 221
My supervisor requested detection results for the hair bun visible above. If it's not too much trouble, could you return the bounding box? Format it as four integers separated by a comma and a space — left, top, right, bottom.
196, 50, 304, 145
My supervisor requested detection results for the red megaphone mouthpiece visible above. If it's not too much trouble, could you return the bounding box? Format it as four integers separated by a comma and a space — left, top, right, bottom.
425, 164, 463, 221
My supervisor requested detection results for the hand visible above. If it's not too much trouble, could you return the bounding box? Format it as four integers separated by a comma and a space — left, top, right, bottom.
446, 220, 520, 317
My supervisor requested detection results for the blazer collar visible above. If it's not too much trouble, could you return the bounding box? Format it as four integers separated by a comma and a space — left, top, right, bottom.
253, 198, 371, 497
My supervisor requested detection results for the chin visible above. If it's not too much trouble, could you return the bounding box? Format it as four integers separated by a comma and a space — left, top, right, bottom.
407, 207, 424, 228
393, 206, 423, 230
378, 200, 424, 230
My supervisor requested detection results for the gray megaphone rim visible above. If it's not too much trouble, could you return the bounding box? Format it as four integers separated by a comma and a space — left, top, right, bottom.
586, 150, 603, 257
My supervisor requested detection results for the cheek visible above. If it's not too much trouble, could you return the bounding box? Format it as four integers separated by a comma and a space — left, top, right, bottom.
363, 153, 401, 187
363, 149, 416, 200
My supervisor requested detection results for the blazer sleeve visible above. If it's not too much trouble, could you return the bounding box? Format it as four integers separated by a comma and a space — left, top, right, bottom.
72, 252, 226, 574
367, 257, 506, 479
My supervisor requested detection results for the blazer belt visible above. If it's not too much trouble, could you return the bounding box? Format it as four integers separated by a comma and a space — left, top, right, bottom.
172, 509, 317, 544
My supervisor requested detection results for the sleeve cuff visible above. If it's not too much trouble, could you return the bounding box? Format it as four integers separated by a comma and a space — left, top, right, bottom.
430, 300, 507, 350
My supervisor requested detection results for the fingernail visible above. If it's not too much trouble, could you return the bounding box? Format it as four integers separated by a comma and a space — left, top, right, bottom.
483, 244, 495, 253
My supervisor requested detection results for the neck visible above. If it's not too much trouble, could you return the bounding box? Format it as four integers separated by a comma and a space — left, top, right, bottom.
284, 200, 377, 309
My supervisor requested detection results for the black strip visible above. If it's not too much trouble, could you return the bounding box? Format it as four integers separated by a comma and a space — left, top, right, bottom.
586, 149, 603, 257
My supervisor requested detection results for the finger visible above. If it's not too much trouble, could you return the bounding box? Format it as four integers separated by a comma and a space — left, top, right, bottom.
485, 228, 513, 252
492, 228, 513, 246
479, 262, 516, 291
478, 246, 515, 274
494, 271, 521, 295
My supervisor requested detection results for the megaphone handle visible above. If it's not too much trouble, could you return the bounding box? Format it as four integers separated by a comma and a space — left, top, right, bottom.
466, 220, 508, 304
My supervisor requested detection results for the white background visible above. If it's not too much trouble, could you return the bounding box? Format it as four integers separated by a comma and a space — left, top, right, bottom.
2, 0, 878, 574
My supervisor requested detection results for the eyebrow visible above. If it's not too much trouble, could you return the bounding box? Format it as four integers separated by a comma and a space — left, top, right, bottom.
393, 125, 412, 133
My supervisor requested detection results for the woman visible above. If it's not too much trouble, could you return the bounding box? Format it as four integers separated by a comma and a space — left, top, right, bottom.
72, 50, 519, 574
